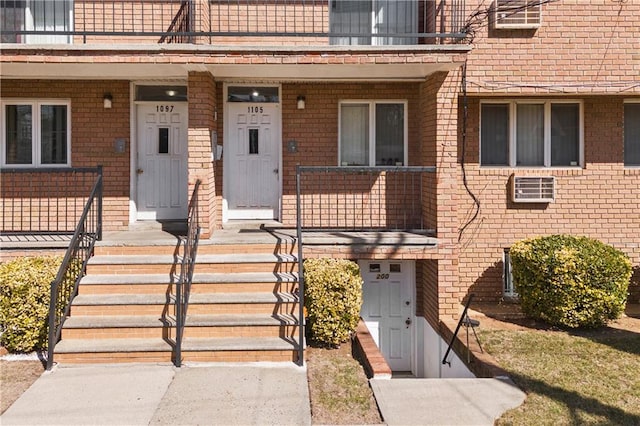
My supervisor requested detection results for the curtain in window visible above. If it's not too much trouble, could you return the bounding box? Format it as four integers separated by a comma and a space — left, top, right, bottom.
375, 103, 404, 165
481, 104, 509, 166
5, 105, 33, 164
516, 104, 544, 166
23, 0, 72, 44
40, 104, 67, 164
329, 0, 371, 46
551, 103, 579, 166
373, 0, 417, 45
624, 104, 640, 166
340, 104, 369, 166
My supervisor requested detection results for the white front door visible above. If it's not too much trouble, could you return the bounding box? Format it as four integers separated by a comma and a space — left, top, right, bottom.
225, 103, 280, 220
360, 260, 414, 372
136, 103, 188, 220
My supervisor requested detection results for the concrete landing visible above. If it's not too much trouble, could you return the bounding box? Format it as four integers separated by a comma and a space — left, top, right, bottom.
370, 377, 526, 426
1, 363, 311, 426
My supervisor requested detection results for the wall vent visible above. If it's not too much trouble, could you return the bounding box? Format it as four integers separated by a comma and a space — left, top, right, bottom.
494, 0, 542, 29
512, 176, 555, 203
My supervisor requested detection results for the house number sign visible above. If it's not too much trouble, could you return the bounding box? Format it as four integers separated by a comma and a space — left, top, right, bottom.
248, 106, 264, 113
156, 105, 175, 112
376, 273, 390, 280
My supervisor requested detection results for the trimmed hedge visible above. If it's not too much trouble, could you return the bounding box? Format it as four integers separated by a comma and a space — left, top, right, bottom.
510, 235, 632, 328
304, 258, 363, 346
0, 256, 63, 352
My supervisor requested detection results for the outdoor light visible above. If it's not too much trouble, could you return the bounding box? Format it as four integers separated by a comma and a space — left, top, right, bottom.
165, 90, 177, 97
297, 95, 306, 110
103, 93, 113, 109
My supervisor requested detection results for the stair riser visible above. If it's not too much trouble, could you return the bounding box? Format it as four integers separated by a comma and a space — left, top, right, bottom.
94, 243, 296, 257
79, 282, 299, 295
62, 325, 297, 340
54, 352, 173, 364
86, 262, 297, 275
55, 350, 297, 364
71, 303, 298, 316
181, 350, 298, 363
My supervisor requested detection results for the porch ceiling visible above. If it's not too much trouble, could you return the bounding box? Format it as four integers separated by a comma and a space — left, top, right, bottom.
0, 45, 469, 81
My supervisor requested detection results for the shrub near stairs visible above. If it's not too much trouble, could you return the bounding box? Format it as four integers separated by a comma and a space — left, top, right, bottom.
304, 259, 363, 346
0, 256, 63, 352
510, 235, 632, 328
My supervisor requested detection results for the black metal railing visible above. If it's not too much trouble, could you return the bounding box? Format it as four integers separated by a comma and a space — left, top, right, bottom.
442, 293, 474, 366
1, 166, 103, 236
295, 166, 436, 232
0, 0, 467, 45
174, 180, 201, 367
46, 169, 103, 370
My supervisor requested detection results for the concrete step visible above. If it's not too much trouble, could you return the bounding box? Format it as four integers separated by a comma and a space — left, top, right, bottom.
78, 273, 299, 295
61, 314, 298, 340
54, 337, 298, 363
86, 254, 298, 275
94, 242, 296, 257
71, 292, 299, 316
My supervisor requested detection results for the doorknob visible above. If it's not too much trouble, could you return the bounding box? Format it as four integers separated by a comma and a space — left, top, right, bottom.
405, 301, 410, 306
405, 318, 412, 328
136, 168, 144, 175
273, 168, 279, 174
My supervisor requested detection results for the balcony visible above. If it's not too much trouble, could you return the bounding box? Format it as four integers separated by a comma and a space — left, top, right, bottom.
0, 0, 467, 46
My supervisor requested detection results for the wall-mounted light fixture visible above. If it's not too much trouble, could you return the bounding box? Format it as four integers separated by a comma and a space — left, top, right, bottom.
103, 93, 113, 109
297, 95, 306, 110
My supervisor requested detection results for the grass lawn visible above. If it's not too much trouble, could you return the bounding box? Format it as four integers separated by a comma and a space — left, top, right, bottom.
480, 324, 640, 426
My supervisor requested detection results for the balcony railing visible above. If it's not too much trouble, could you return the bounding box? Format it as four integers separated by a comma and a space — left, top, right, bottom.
0, 0, 467, 45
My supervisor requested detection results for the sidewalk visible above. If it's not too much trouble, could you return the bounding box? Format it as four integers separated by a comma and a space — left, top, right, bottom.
0, 363, 311, 426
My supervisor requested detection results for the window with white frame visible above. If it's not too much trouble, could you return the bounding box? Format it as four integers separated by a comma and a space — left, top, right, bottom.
624, 101, 640, 166
503, 248, 517, 298
339, 101, 407, 166
2, 100, 71, 167
481, 100, 582, 167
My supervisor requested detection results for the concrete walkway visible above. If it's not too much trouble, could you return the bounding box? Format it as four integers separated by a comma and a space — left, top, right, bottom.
371, 377, 526, 426
1, 363, 311, 426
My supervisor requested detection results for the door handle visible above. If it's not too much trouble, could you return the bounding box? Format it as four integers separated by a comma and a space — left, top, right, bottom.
405, 318, 412, 328
273, 168, 279, 174
137, 168, 144, 175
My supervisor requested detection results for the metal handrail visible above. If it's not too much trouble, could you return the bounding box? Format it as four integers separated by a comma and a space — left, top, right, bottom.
46, 166, 103, 370
0, 0, 467, 44
442, 293, 475, 366
175, 180, 201, 367
295, 166, 305, 366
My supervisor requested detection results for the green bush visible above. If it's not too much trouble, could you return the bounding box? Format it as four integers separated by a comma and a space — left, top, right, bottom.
304, 258, 363, 346
0, 256, 63, 352
510, 235, 632, 328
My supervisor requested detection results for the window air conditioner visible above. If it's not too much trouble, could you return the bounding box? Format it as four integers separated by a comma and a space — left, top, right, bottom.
512, 176, 555, 203
494, 0, 542, 29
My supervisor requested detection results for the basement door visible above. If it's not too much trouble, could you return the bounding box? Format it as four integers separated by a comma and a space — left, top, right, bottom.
225, 100, 280, 220
360, 260, 414, 372
136, 103, 188, 220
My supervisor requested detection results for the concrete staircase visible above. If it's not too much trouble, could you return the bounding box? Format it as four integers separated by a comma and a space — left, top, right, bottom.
54, 237, 301, 364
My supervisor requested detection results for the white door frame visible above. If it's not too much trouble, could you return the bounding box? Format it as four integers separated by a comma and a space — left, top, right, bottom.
129, 81, 188, 224
222, 83, 282, 223
359, 260, 416, 374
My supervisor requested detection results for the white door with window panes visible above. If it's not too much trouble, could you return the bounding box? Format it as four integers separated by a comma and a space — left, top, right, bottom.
360, 260, 414, 372
225, 95, 280, 220
339, 101, 407, 167
136, 103, 188, 220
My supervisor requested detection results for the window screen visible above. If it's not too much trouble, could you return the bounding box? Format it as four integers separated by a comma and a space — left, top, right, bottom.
481, 104, 509, 166
624, 103, 640, 166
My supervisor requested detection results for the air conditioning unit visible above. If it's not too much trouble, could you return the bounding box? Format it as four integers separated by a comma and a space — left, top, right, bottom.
494, 0, 542, 29
512, 176, 555, 203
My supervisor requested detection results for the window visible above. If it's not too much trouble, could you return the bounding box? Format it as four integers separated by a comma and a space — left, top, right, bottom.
481, 100, 582, 167
2, 100, 70, 167
0, 0, 73, 44
339, 101, 407, 166
330, 0, 417, 46
624, 101, 640, 166
503, 248, 517, 298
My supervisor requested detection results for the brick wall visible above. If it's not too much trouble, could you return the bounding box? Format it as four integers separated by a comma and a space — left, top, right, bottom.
1, 80, 131, 231
457, 97, 640, 303
187, 72, 218, 237
457, 1, 640, 304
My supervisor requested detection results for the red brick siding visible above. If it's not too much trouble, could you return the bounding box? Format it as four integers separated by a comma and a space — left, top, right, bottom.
1, 80, 131, 231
